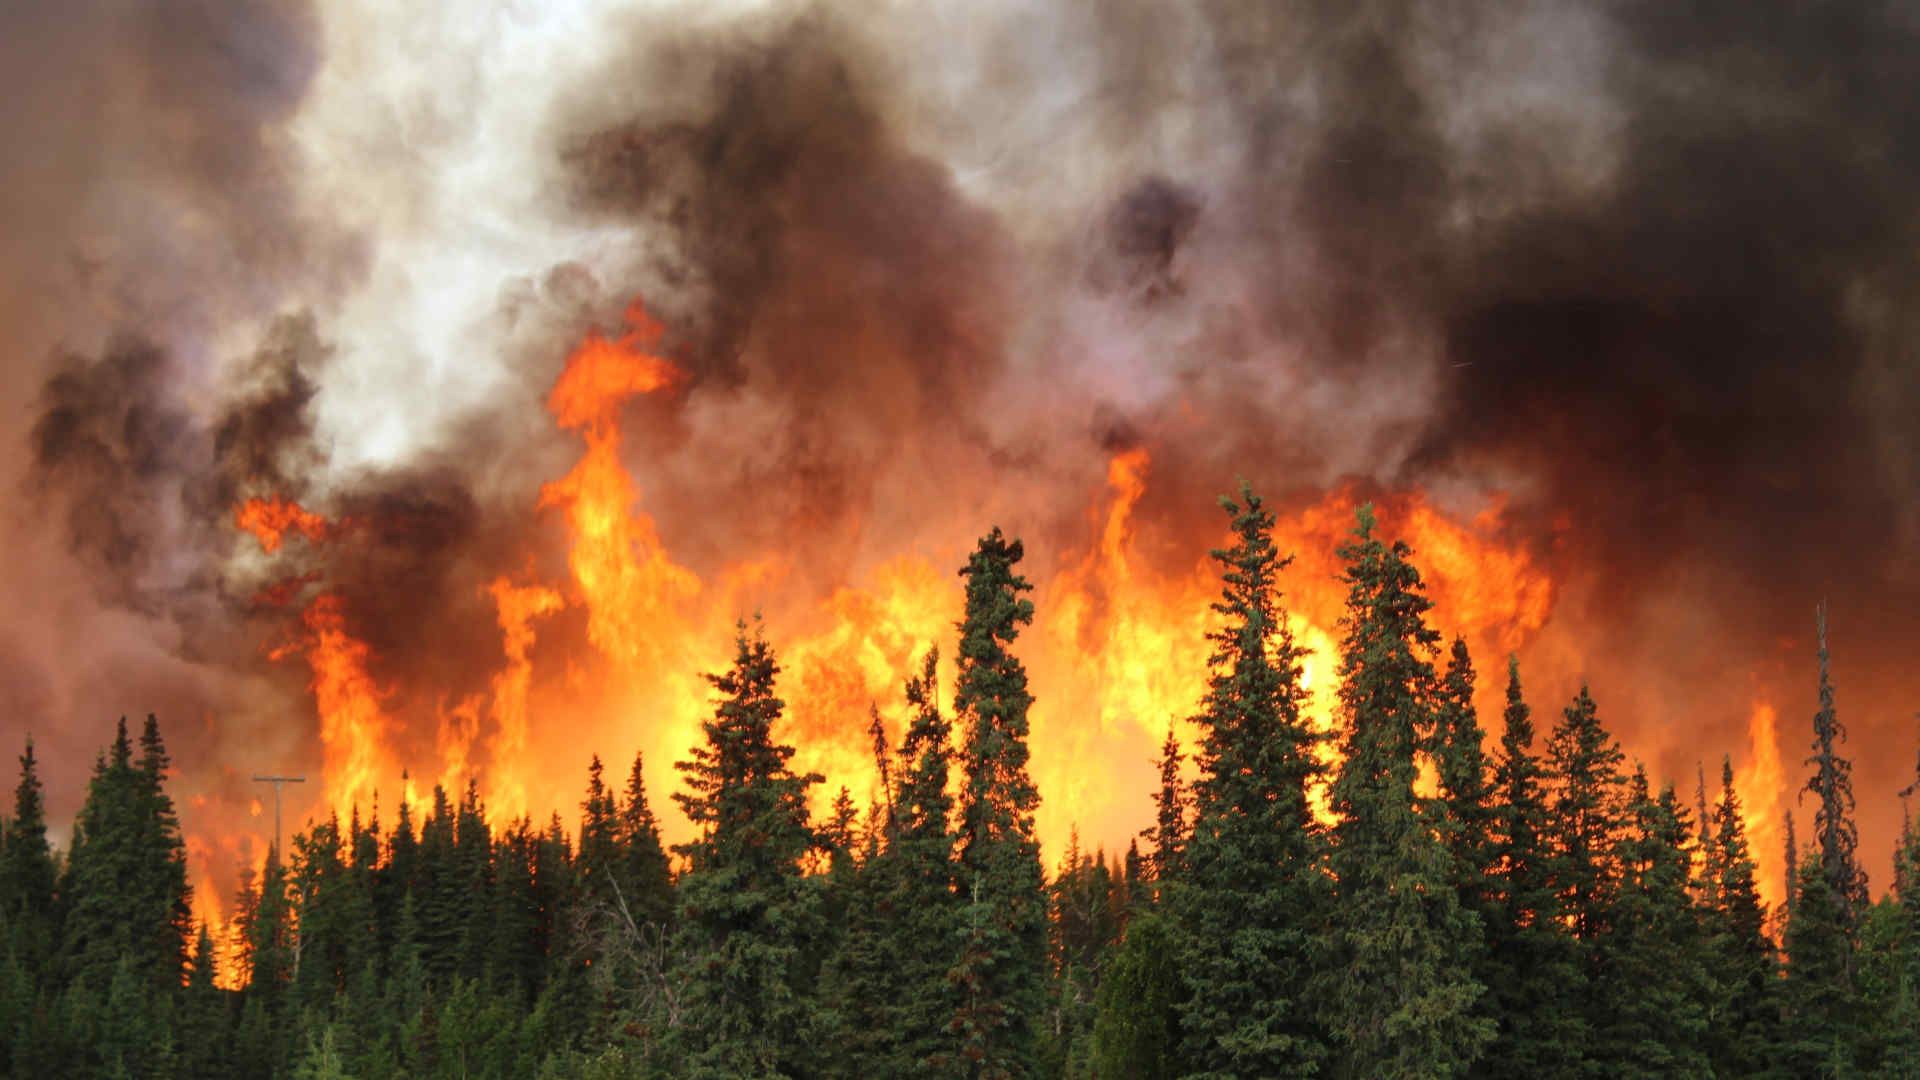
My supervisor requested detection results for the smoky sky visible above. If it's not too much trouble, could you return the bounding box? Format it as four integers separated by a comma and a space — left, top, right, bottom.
1, 0, 1915, 882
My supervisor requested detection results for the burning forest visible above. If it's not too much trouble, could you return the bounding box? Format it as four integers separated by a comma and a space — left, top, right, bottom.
1, 0, 1917, 1076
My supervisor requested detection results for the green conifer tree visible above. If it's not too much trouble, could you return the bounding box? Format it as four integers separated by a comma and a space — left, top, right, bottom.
1545, 686, 1627, 948
617, 752, 674, 931
1702, 756, 1777, 1077
888, 647, 965, 1075
177, 921, 231, 1079
1141, 724, 1186, 893
1325, 504, 1493, 1078
667, 622, 826, 1077
1172, 484, 1328, 1077
1480, 657, 1586, 1077
63, 717, 191, 993
1089, 909, 1181, 1080
1588, 769, 1713, 1077
1805, 603, 1867, 948
0, 739, 58, 975
1781, 855, 1865, 1076
949, 529, 1048, 1078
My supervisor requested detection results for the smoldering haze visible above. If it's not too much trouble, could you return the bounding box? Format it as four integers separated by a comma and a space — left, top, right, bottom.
2, 0, 1914, 891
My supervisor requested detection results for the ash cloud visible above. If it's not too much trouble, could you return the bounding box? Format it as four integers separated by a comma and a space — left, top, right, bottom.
540, 0, 1918, 846
0, 0, 1914, 888
0, 0, 353, 823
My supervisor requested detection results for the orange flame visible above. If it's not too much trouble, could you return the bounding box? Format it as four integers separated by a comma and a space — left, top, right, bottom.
199, 302, 1570, 940
483, 578, 564, 822
186, 831, 252, 989
538, 306, 698, 673
235, 495, 330, 553
1738, 700, 1785, 911
297, 591, 401, 821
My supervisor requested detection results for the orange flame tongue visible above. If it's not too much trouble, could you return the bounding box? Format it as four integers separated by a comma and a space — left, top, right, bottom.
483, 578, 564, 822
1738, 700, 1785, 910
545, 303, 680, 432
199, 298, 1589, 933
235, 495, 330, 552
538, 304, 696, 671
299, 591, 400, 821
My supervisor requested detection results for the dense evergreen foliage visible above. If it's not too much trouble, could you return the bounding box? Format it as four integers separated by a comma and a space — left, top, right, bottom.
4, 506, 1916, 1078
1170, 484, 1329, 1078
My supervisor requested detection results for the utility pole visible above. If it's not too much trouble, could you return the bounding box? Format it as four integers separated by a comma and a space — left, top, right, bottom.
251, 775, 306, 857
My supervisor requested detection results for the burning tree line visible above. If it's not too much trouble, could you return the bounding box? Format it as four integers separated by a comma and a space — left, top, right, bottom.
0, 490, 1915, 1078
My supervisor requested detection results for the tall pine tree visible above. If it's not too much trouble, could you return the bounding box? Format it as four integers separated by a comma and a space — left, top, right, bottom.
887, 648, 965, 1075
1702, 756, 1777, 1077
1480, 657, 1587, 1078
1805, 602, 1867, 940
668, 622, 826, 1077
62, 716, 190, 993
0, 739, 58, 972
1779, 602, 1868, 1075
1172, 484, 1329, 1077
949, 529, 1048, 1078
1588, 770, 1713, 1076
1325, 504, 1492, 1077
1141, 724, 1186, 893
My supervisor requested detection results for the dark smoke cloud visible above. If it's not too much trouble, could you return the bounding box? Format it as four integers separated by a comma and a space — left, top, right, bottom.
0, 0, 355, 829
552, 9, 1021, 591
2, 0, 1913, 893
541, 0, 1916, 876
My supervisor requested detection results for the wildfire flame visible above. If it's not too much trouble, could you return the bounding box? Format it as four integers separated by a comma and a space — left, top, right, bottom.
297, 591, 402, 821
201, 295, 1812, 945
482, 578, 564, 822
1738, 700, 1785, 911
235, 495, 331, 553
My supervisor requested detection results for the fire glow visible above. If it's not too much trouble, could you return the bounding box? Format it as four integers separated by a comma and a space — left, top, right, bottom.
196, 297, 1798, 959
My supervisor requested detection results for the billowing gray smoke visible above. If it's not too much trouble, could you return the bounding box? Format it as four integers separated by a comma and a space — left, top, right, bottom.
2, 0, 1914, 890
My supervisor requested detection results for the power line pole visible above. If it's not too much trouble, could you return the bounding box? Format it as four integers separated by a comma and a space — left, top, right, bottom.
251, 775, 306, 857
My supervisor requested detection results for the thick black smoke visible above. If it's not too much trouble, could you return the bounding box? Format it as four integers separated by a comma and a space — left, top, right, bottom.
0, 0, 357, 827
547, 0, 1919, 869
4, 0, 1915, 890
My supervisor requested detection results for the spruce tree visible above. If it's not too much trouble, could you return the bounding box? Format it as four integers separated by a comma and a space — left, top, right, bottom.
819, 796, 896, 1079
415, 783, 464, 982
0, 739, 58, 973
453, 780, 495, 982
1805, 602, 1867, 944
1431, 638, 1502, 1051
1777, 603, 1868, 1074
1172, 484, 1329, 1077
1325, 504, 1492, 1077
888, 648, 965, 1075
177, 922, 231, 1078
1544, 687, 1627, 948
1433, 638, 1496, 895
490, 819, 546, 1000
234, 848, 296, 1072
949, 528, 1048, 1078
1588, 771, 1713, 1076
1141, 724, 1186, 893
291, 814, 357, 1009
134, 714, 192, 984
1043, 835, 1113, 1076
1089, 909, 1181, 1080
1480, 657, 1586, 1078
579, 755, 620, 896
1785, 808, 1800, 925
617, 752, 673, 931
1874, 800, 1920, 1075
1781, 855, 1864, 1075
1702, 756, 1777, 1077
62, 717, 190, 992
668, 622, 826, 1077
